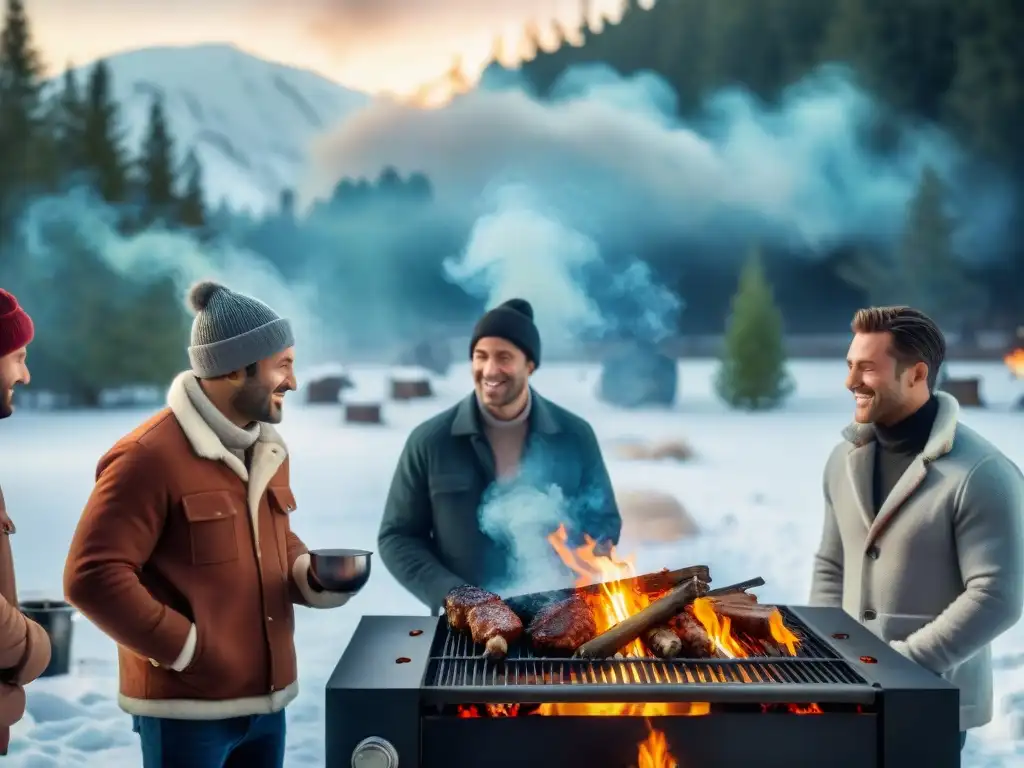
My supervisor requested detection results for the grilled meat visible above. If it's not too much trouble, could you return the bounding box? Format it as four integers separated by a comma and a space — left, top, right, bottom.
466, 601, 524, 659
445, 585, 501, 632
668, 610, 713, 657
527, 594, 597, 653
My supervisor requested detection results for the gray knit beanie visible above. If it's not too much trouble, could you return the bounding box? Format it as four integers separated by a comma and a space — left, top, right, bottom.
186, 281, 294, 378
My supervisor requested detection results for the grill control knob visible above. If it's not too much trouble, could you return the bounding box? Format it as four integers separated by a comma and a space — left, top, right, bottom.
352, 736, 399, 768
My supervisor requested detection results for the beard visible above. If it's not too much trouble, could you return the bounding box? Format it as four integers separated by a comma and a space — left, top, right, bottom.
0, 390, 12, 420
477, 373, 527, 409
852, 385, 898, 424
232, 378, 283, 424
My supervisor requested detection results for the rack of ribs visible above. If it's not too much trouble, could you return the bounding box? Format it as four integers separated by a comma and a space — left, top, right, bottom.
527, 594, 597, 654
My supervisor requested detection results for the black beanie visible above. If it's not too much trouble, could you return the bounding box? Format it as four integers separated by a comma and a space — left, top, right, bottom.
470, 298, 541, 367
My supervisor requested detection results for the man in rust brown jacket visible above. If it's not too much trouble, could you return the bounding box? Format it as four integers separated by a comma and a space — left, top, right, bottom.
0, 289, 53, 755
63, 282, 352, 768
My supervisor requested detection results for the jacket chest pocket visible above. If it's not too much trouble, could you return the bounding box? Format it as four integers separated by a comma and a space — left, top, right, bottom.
429, 474, 477, 517
268, 486, 296, 542
181, 491, 240, 566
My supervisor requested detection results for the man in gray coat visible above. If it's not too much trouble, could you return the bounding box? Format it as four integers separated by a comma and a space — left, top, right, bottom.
810, 306, 1024, 750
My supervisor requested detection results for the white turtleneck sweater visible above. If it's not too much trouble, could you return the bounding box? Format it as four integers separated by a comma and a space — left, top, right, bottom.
477, 389, 532, 481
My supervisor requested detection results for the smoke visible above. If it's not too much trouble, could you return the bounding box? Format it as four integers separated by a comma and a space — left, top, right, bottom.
19, 190, 332, 360
311, 62, 1000, 254
442, 185, 682, 352
477, 482, 570, 595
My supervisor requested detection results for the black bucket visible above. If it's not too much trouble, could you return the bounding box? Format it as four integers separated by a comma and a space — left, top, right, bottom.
19, 599, 74, 677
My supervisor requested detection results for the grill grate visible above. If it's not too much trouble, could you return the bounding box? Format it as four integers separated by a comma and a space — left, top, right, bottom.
427, 607, 865, 689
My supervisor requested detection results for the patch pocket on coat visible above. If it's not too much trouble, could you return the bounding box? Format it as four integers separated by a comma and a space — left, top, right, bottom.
429, 474, 474, 497
268, 486, 297, 515
181, 492, 239, 566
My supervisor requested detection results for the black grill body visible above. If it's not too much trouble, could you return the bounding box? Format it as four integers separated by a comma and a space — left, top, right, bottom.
326, 606, 960, 768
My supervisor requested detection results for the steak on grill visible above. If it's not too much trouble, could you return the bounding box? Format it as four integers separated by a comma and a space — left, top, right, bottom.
527, 594, 597, 653
466, 601, 524, 659
445, 585, 501, 632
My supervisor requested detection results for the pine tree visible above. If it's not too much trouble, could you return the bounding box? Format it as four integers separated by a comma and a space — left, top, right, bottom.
37, 64, 87, 186
178, 150, 206, 228
715, 249, 793, 410
138, 95, 176, 223
81, 60, 128, 203
0, 0, 45, 222
898, 166, 985, 329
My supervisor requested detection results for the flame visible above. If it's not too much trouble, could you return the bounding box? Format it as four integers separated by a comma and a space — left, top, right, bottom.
547, 524, 649, 658
535, 701, 709, 717
1005, 348, 1024, 378
635, 720, 677, 768
456, 702, 708, 718
690, 598, 801, 658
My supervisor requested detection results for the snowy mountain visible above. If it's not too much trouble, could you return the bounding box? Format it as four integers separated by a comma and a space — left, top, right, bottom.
69, 43, 370, 213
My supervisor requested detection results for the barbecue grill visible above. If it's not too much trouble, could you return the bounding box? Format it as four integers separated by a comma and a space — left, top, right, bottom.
326, 606, 959, 767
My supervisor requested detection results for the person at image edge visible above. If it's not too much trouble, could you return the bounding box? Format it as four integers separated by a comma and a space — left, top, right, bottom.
378, 298, 622, 613
63, 282, 352, 768
0, 289, 53, 756
810, 305, 1024, 753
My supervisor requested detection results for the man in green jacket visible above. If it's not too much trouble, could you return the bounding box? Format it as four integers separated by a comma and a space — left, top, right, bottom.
378, 298, 622, 612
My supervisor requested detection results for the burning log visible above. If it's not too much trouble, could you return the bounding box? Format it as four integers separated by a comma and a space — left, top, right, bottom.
643, 626, 682, 658
574, 576, 709, 659
665, 581, 764, 658
505, 564, 711, 623
708, 598, 775, 640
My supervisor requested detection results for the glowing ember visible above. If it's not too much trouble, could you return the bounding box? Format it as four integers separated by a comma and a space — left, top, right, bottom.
534, 701, 709, 717
1005, 348, 1024, 378
635, 720, 677, 768
548, 524, 650, 658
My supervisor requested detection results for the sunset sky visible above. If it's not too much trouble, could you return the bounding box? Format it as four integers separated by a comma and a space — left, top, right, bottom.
28, 0, 638, 96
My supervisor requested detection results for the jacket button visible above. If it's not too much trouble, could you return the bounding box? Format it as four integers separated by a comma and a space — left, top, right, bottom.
863, 609, 877, 621
866, 546, 880, 560
267, 616, 273, 622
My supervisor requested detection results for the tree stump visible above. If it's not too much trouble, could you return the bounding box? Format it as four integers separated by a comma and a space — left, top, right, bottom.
597, 343, 677, 408
305, 366, 354, 404
388, 367, 434, 400
939, 377, 983, 407
344, 402, 383, 424
616, 489, 699, 544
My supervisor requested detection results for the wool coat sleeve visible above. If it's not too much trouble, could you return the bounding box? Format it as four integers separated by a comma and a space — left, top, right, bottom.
893, 456, 1024, 673
378, 433, 465, 611
810, 453, 845, 608
63, 443, 193, 668
574, 423, 621, 547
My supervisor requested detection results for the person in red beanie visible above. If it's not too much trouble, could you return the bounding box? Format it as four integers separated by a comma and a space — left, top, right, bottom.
0, 288, 52, 755
0, 288, 33, 423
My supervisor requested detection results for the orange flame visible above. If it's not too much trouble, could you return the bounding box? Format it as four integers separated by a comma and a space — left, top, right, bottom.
1005, 348, 1024, 378
547, 524, 649, 658
690, 597, 801, 658
636, 720, 677, 768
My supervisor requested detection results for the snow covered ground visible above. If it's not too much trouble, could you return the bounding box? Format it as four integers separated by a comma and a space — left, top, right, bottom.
2, 359, 1023, 767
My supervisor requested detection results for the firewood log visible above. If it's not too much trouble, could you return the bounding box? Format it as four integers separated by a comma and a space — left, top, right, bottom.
574, 576, 709, 659
643, 626, 682, 658
505, 565, 712, 623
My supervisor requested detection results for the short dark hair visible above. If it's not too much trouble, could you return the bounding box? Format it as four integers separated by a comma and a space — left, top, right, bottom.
851, 306, 946, 389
